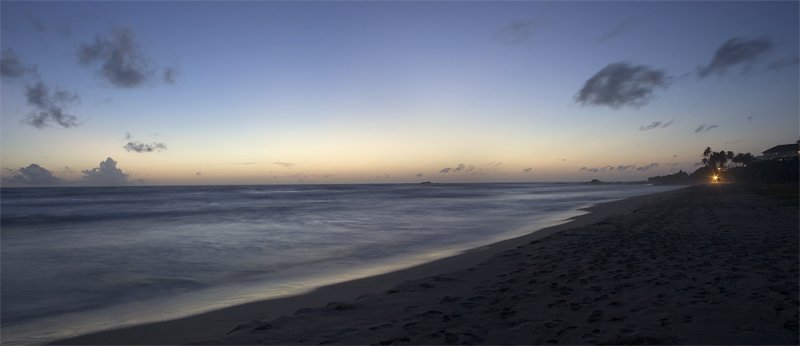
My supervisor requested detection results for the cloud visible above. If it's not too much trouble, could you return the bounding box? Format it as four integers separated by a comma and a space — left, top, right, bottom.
615, 165, 635, 171
766, 56, 799, 71
580, 166, 600, 173
694, 124, 718, 133
78, 28, 153, 88
25, 13, 47, 33
1, 49, 35, 78
416, 173, 424, 178
576, 62, 668, 109
272, 162, 295, 168
635, 163, 659, 172
163, 66, 178, 84
2, 164, 63, 185
697, 37, 772, 78
81, 157, 129, 185
522, 168, 533, 174
25, 81, 81, 128
599, 17, 635, 42
639, 120, 674, 131
442, 162, 501, 175
124, 141, 167, 153
495, 18, 550, 44
580, 164, 643, 173
196, 172, 202, 176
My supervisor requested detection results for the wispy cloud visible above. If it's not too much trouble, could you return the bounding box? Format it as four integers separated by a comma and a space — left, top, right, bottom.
122, 133, 167, 153
81, 157, 129, 185
2, 50, 83, 128
24, 12, 47, 33
272, 162, 295, 168
635, 163, 659, 172
522, 168, 533, 174
580, 164, 647, 173
1, 49, 35, 78
494, 17, 551, 44
25, 81, 80, 128
694, 124, 718, 133
441, 162, 495, 175
163, 66, 179, 85
766, 55, 799, 71
616, 165, 635, 171
576, 62, 668, 109
124, 141, 167, 153
416, 173, 424, 178
78, 28, 155, 88
2, 164, 63, 185
599, 17, 635, 42
697, 37, 772, 78
580, 166, 600, 173
639, 120, 675, 131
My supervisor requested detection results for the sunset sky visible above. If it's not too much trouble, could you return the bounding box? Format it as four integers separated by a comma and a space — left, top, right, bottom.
1, 1, 798, 185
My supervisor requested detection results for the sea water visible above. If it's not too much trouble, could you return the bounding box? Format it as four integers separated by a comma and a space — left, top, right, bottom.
0, 183, 679, 344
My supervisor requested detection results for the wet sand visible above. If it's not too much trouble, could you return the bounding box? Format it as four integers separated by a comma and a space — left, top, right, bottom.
56, 184, 798, 345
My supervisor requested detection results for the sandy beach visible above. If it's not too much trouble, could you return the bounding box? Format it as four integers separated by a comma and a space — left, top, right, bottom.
56, 184, 798, 345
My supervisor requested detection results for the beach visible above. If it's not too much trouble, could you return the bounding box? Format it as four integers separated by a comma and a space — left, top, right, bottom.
56, 184, 798, 345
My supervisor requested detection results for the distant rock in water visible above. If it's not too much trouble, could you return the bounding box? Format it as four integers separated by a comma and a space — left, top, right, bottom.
420, 181, 432, 184
588, 179, 603, 184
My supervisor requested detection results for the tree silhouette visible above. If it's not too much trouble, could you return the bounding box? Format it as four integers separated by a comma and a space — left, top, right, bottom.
732, 153, 744, 167
702, 146, 712, 167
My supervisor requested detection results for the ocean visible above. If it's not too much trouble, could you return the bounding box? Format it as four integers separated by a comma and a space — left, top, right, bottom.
0, 183, 679, 344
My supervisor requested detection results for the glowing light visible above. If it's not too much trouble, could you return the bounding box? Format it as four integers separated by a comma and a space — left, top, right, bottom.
712, 175, 719, 183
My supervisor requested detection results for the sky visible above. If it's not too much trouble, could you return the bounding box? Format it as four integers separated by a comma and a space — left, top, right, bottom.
1, 1, 798, 186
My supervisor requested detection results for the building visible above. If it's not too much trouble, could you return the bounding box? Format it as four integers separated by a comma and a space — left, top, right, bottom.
762, 143, 799, 160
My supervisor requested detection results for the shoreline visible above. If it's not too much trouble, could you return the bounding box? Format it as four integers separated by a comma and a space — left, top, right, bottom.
53, 187, 689, 345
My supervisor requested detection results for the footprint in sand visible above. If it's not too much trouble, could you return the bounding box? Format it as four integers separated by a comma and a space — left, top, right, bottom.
587, 310, 604, 322
544, 319, 563, 328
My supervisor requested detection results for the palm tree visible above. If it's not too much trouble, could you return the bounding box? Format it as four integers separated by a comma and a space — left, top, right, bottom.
716, 151, 729, 171
702, 147, 713, 167
741, 153, 755, 167
732, 153, 744, 167
706, 151, 729, 171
